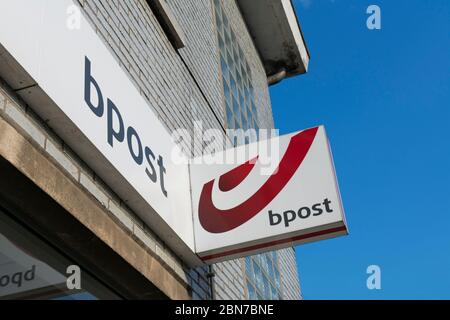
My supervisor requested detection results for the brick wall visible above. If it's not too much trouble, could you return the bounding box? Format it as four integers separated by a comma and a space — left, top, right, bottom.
278, 248, 302, 300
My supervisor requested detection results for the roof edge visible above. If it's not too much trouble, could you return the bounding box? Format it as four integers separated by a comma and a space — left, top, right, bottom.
237, 0, 310, 81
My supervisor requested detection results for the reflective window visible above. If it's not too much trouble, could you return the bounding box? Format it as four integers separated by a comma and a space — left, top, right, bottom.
244, 252, 282, 300
247, 283, 256, 300
214, 0, 258, 142
0, 209, 120, 300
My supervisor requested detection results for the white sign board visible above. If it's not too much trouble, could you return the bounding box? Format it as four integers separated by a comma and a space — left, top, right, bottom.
0, 0, 196, 264
191, 126, 347, 263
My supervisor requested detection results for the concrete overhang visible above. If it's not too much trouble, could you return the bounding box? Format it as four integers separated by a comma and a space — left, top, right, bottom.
237, 0, 310, 83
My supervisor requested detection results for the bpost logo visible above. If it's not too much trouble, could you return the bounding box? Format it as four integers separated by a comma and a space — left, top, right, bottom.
193, 125, 347, 262
84, 56, 168, 197
198, 127, 320, 233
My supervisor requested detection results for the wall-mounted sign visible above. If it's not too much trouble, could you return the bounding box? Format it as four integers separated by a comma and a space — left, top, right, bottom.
0, 0, 196, 264
191, 126, 347, 263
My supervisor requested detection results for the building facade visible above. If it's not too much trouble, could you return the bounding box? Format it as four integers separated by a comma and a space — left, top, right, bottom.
0, 0, 308, 300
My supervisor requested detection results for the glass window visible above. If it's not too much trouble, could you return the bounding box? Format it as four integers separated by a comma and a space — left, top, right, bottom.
274, 268, 281, 289
214, 0, 222, 21
214, 0, 221, 14
218, 35, 225, 55
244, 254, 282, 300
229, 76, 236, 97
221, 56, 228, 83
253, 261, 263, 294
246, 61, 251, 77
263, 276, 270, 298
239, 91, 245, 110
233, 117, 240, 131
232, 96, 240, 118
238, 47, 245, 64
262, 254, 268, 269
268, 259, 275, 279
241, 115, 248, 131
271, 284, 278, 300
245, 87, 251, 104
226, 50, 233, 68
272, 251, 277, 261
246, 105, 253, 125
230, 30, 236, 47
247, 283, 256, 300
251, 101, 257, 116
236, 71, 242, 90
0, 209, 119, 300
223, 79, 231, 106
224, 31, 231, 49
213, 1, 282, 299
245, 257, 252, 276
226, 103, 233, 127
222, 12, 229, 34
255, 254, 263, 267
233, 46, 240, 68
214, 0, 257, 134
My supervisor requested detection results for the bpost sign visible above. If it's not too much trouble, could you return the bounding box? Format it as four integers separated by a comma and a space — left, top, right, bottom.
0, 0, 195, 264
0, 1, 347, 266
191, 127, 347, 262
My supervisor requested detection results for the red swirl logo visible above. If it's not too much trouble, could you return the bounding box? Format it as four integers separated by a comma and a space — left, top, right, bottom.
198, 127, 319, 233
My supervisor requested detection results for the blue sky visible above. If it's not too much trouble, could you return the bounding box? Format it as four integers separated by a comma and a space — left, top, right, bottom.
270, 0, 450, 299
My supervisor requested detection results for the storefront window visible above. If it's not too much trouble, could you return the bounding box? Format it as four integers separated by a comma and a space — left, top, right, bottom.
0, 209, 120, 300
